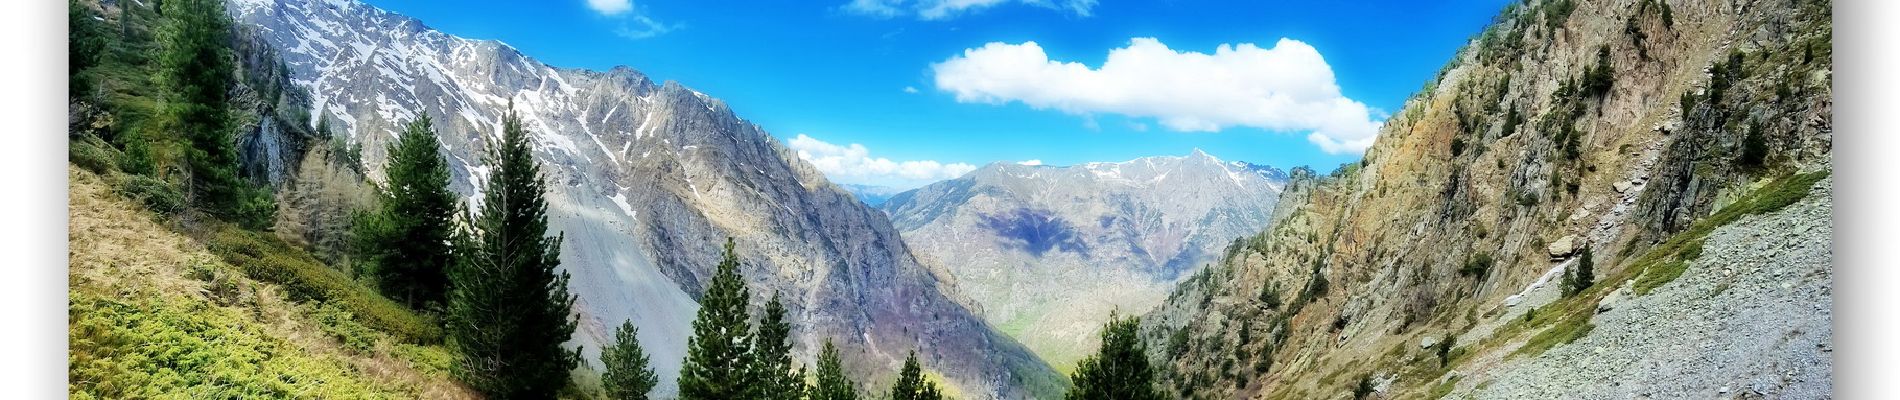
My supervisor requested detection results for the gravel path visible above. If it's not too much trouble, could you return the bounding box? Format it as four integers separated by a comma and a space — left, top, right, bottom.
1466, 177, 1833, 400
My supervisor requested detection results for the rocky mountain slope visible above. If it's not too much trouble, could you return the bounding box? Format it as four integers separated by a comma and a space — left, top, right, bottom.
227, 0, 1061, 397
880, 150, 1285, 370
1136, 0, 1832, 398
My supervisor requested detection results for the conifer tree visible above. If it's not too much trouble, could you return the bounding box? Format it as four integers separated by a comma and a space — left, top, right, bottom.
751, 293, 807, 400
810, 339, 858, 400
363, 115, 459, 309
159, 0, 244, 215
602, 320, 659, 400
1565, 245, 1596, 297
446, 105, 579, 399
677, 238, 756, 399
890, 351, 943, 400
1066, 314, 1164, 400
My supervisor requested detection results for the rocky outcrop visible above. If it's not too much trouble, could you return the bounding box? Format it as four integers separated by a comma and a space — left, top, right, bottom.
228, 0, 1061, 397
1137, 0, 1832, 399
880, 150, 1284, 369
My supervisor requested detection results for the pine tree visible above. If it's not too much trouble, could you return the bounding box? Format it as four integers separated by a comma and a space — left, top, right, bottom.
364, 115, 459, 309
890, 351, 943, 400
810, 339, 858, 400
602, 320, 659, 400
1066, 314, 1164, 400
751, 293, 807, 400
1565, 245, 1596, 297
69, 0, 108, 97
446, 104, 579, 399
159, 0, 244, 216
678, 238, 756, 399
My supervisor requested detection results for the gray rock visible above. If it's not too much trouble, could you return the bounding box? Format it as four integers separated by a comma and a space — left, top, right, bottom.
1548, 235, 1578, 260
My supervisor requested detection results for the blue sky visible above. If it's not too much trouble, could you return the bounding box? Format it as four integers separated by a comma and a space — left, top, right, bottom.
363, 0, 1513, 188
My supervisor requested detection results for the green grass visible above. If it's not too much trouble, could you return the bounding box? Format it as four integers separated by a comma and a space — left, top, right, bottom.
69, 293, 410, 399
1511, 313, 1594, 359
206, 226, 442, 343
1428, 375, 1461, 399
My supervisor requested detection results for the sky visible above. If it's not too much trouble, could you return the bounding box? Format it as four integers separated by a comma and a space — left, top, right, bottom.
363, 0, 1514, 189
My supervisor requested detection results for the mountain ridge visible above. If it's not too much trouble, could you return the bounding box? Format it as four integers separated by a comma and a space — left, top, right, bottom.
229, 0, 1062, 396
881, 149, 1285, 371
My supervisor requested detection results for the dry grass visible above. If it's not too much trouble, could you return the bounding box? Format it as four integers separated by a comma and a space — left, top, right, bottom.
68, 166, 478, 399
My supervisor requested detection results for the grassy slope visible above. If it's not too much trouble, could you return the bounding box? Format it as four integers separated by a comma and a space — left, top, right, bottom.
68, 166, 477, 399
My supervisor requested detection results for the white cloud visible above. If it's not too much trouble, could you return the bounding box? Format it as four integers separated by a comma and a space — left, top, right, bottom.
584, 0, 680, 39
788, 134, 977, 189
904, 86, 920, 94
929, 38, 1384, 154
613, 14, 680, 39
843, 0, 1094, 20
1017, 159, 1043, 166
585, 0, 632, 16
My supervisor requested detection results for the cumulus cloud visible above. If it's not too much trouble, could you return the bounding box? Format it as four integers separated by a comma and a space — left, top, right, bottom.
904, 86, 920, 94
843, 0, 1095, 20
1017, 159, 1043, 166
788, 134, 977, 188
930, 38, 1384, 154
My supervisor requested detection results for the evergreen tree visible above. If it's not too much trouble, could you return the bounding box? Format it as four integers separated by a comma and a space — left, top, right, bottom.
1066, 314, 1164, 400
751, 293, 807, 400
678, 238, 757, 399
1565, 245, 1596, 297
364, 115, 459, 309
889, 351, 943, 400
446, 105, 579, 399
602, 320, 659, 400
810, 339, 858, 400
158, 0, 244, 215
69, 0, 108, 97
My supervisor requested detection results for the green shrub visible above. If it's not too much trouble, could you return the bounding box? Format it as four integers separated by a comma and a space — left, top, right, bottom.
115, 175, 184, 216
70, 140, 118, 174
69, 293, 409, 399
311, 302, 381, 353
206, 226, 441, 343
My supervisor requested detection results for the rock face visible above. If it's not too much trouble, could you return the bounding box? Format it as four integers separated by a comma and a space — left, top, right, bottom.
227, 0, 1061, 397
879, 150, 1284, 369
1136, 0, 1833, 399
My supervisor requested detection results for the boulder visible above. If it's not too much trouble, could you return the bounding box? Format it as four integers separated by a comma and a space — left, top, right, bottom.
1613, 181, 1633, 193
1548, 235, 1578, 260
1420, 335, 1439, 349
1596, 282, 1632, 313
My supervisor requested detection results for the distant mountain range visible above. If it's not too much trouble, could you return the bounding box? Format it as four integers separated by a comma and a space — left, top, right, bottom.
879, 149, 1286, 369
840, 183, 906, 206
229, 0, 1060, 396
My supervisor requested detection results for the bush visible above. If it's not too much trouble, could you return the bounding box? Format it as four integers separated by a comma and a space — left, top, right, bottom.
70, 140, 118, 174
1459, 252, 1494, 279
206, 226, 441, 343
1738, 123, 1769, 169
116, 175, 185, 216
69, 293, 409, 398
311, 302, 381, 353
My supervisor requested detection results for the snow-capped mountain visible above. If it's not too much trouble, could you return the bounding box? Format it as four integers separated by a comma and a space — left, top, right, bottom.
226, 0, 1060, 396
878, 149, 1285, 369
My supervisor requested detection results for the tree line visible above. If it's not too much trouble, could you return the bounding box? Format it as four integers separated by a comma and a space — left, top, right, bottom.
363, 105, 1169, 399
